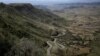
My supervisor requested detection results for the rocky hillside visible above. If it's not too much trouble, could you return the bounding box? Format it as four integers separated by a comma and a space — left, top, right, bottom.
0, 3, 100, 56
0, 3, 74, 56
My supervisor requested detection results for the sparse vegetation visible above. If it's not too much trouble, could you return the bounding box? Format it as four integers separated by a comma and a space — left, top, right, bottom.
45, 3, 100, 56
0, 3, 70, 56
0, 2, 100, 56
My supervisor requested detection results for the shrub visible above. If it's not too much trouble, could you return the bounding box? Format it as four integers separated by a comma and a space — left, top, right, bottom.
5, 38, 44, 56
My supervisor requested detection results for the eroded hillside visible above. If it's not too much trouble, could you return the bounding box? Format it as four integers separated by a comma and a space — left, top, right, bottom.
0, 3, 78, 56
0, 3, 100, 56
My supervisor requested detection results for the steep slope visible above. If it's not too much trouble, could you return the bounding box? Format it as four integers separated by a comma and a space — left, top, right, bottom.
0, 3, 74, 56
8, 3, 67, 27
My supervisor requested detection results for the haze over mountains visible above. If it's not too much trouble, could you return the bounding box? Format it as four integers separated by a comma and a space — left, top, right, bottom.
0, 0, 100, 56
35, 2, 100, 13
1, 0, 100, 5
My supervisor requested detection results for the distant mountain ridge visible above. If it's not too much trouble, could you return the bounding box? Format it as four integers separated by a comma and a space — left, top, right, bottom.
57, 2, 100, 5
35, 2, 100, 12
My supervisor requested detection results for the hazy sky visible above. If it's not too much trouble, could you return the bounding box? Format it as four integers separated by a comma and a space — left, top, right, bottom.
0, 0, 100, 5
